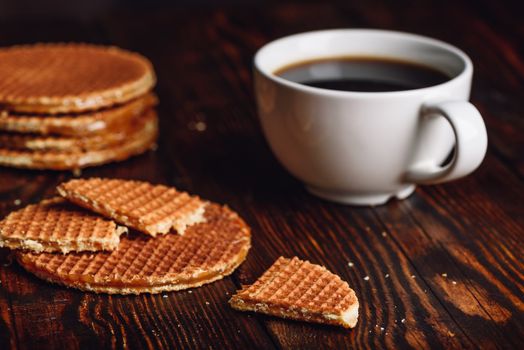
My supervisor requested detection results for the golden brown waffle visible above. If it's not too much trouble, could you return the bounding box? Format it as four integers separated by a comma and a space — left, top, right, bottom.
229, 257, 359, 328
0, 93, 157, 137
17, 204, 251, 294
0, 198, 126, 253
0, 106, 156, 152
0, 109, 157, 170
0, 43, 155, 114
57, 178, 207, 236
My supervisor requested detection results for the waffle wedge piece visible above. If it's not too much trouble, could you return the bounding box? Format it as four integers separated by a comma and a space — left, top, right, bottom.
0, 109, 158, 170
16, 204, 250, 294
230, 257, 359, 328
0, 198, 126, 253
0, 93, 157, 137
0, 43, 155, 114
57, 178, 207, 236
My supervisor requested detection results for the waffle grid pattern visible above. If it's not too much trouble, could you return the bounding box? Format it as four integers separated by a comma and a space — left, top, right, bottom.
0, 198, 124, 252
230, 257, 358, 327
58, 178, 206, 235
17, 204, 251, 293
0, 44, 155, 113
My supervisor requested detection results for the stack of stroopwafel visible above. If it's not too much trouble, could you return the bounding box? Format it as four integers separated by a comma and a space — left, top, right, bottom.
0, 178, 251, 294
0, 44, 158, 170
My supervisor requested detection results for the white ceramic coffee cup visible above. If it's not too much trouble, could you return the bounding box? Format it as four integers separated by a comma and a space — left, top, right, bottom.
254, 29, 487, 205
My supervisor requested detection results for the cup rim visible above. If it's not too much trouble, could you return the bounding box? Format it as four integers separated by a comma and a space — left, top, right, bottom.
254, 29, 473, 98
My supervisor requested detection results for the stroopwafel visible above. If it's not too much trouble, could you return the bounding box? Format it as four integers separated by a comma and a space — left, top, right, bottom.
0, 93, 157, 137
16, 204, 251, 294
0, 105, 157, 152
229, 257, 359, 328
0, 43, 155, 114
0, 109, 158, 170
0, 198, 127, 253
57, 178, 207, 236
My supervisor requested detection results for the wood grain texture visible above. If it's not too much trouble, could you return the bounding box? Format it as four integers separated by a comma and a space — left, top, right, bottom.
0, 1, 523, 349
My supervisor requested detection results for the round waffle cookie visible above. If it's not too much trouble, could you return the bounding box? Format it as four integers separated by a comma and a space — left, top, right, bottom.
0, 106, 157, 152
17, 204, 251, 294
0, 43, 156, 114
0, 93, 157, 136
0, 110, 158, 170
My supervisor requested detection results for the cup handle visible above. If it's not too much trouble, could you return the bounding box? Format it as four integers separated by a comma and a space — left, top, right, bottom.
405, 101, 488, 184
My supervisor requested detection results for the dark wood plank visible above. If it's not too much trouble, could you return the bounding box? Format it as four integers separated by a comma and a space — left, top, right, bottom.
2, 257, 276, 350
0, 249, 17, 349
0, 1, 523, 349
373, 155, 524, 349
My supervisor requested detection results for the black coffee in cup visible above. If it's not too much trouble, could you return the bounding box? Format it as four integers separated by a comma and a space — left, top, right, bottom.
274, 57, 450, 92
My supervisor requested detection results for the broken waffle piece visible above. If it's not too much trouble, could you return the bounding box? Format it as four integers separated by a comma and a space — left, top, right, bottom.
16, 204, 250, 294
0, 198, 126, 253
57, 178, 207, 236
229, 256, 359, 328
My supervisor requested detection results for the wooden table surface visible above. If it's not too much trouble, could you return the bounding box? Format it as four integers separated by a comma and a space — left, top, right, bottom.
0, 1, 522, 349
